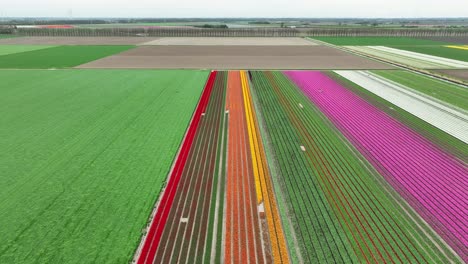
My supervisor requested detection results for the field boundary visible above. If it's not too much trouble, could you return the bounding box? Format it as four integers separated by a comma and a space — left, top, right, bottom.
11, 27, 468, 37
313, 37, 468, 86
133, 71, 216, 264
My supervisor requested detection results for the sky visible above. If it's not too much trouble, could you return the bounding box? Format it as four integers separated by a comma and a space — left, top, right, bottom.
1, 0, 467, 18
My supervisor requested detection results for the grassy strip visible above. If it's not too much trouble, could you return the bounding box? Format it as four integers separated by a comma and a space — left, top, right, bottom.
345, 46, 447, 68
391, 45, 468, 62
0, 45, 56, 56
0, 45, 134, 68
311, 36, 452, 46
0, 35, 18, 39
0, 69, 208, 264
372, 70, 468, 112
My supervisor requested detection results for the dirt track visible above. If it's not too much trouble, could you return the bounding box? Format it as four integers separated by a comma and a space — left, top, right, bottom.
77, 45, 393, 69
0, 37, 157, 45
434, 69, 468, 81
142, 37, 318, 46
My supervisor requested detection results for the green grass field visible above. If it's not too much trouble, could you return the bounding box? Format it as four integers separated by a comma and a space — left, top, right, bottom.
0, 69, 209, 263
0, 45, 134, 68
372, 70, 468, 110
0, 45, 56, 56
390, 46, 468, 62
312, 36, 452, 46
0, 35, 18, 39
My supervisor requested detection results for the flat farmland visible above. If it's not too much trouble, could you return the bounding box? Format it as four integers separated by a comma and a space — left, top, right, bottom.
372, 70, 468, 110
0, 45, 56, 56
392, 45, 468, 62
141, 37, 318, 45
0, 45, 135, 68
1, 35, 467, 264
0, 35, 18, 39
0, 36, 157, 45
77, 45, 393, 69
0, 69, 208, 263
435, 69, 468, 81
311, 36, 451, 46
313, 36, 468, 69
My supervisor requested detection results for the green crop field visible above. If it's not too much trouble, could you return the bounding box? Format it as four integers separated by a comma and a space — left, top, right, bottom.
0, 34, 16, 39
390, 46, 468, 62
372, 70, 468, 110
311, 36, 452, 46
0, 35, 18, 39
0, 45, 56, 56
0, 45, 134, 68
0, 69, 208, 263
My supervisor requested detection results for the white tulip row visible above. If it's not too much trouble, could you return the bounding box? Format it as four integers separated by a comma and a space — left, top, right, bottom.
345, 46, 468, 69
335, 70, 468, 144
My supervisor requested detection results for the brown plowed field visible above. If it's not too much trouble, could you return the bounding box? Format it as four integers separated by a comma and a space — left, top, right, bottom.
141, 37, 318, 46
0, 36, 157, 45
76, 45, 394, 69
434, 69, 468, 81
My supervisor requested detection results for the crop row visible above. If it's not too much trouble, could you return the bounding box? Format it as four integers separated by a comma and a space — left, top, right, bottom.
250, 70, 463, 263
225, 71, 266, 264
328, 70, 468, 163
346, 46, 468, 69
137, 71, 219, 264
138, 70, 290, 264
0, 69, 209, 263
241, 70, 290, 263
335, 70, 468, 144
285, 70, 466, 263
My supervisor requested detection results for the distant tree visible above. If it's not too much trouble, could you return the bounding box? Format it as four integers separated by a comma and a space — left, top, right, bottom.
194, 24, 228, 29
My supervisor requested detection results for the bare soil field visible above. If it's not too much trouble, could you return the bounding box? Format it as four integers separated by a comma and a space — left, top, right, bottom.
141, 37, 318, 45
77, 45, 393, 69
0, 37, 157, 45
418, 36, 468, 44
434, 69, 468, 81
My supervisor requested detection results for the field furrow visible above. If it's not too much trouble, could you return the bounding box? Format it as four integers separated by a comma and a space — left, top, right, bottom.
241, 70, 290, 264
136, 71, 217, 264
225, 71, 266, 264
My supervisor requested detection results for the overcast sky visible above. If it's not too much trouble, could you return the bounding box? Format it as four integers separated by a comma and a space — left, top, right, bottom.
1, 0, 467, 18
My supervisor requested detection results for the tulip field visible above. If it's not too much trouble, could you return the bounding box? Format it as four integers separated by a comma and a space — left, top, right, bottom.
0, 36, 467, 264
135, 68, 466, 263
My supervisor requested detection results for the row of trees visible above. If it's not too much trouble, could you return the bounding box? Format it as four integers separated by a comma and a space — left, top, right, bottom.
11, 27, 468, 37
